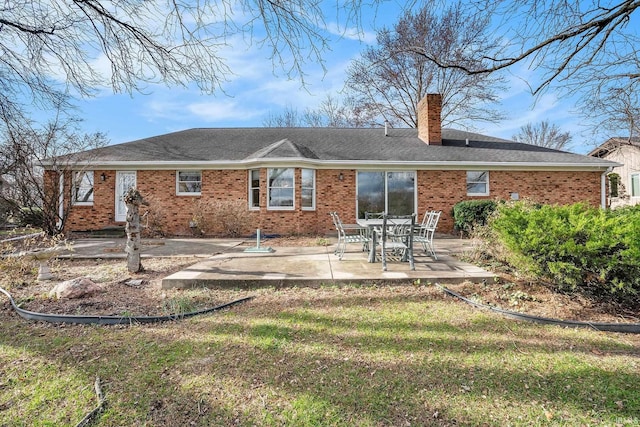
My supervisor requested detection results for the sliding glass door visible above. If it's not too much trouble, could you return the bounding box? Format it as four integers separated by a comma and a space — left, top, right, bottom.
356, 171, 416, 218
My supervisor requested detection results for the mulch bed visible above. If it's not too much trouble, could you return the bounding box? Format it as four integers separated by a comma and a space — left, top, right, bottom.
1, 238, 638, 324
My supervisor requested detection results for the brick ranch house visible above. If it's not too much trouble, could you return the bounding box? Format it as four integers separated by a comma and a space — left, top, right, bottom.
44, 94, 617, 236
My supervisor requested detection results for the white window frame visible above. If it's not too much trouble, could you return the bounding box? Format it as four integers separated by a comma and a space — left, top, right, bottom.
72, 171, 94, 206
267, 168, 295, 210
301, 169, 316, 210
249, 169, 260, 210
176, 170, 202, 196
466, 171, 490, 196
631, 173, 640, 198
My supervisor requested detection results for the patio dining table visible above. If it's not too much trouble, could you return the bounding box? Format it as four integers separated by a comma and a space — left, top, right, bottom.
356, 217, 413, 263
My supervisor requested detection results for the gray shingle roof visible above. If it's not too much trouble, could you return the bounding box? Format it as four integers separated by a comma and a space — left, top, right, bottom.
65, 127, 616, 169
248, 138, 320, 160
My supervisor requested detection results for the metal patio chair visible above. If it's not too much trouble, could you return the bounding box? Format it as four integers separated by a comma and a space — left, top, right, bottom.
379, 213, 416, 271
364, 211, 385, 220
330, 212, 369, 260
414, 210, 441, 259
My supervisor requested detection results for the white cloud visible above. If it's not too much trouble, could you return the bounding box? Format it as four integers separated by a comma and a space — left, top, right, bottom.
187, 99, 263, 123
145, 99, 183, 120
326, 21, 376, 44
511, 94, 560, 126
136, 89, 265, 125
480, 92, 561, 138
218, 35, 271, 81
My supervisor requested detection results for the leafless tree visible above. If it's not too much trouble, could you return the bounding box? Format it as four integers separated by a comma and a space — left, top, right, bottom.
0, 103, 108, 235
0, 0, 383, 114
512, 120, 573, 150
342, 2, 506, 129
410, 1, 639, 100
1, 0, 383, 233
263, 95, 379, 127
316, 95, 380, 128
263, 107, 304, 127
581, 85, 640, 142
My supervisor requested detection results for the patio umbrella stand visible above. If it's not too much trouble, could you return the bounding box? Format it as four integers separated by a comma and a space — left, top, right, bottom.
244, 229, 274, 253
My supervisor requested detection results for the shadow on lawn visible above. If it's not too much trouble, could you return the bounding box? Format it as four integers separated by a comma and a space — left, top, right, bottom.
0, 290, 639, 426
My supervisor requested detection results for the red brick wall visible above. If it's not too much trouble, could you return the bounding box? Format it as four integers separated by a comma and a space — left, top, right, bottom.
417, 94, 442, 145
416, 170, 602, 233
61, 168, 604, 236
64, 170, 116, 231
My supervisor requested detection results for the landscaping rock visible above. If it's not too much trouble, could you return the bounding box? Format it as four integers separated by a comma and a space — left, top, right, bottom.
49, 277, 104, 300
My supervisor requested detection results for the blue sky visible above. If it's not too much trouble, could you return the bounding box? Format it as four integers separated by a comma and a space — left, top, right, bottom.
64, 2, 599, 154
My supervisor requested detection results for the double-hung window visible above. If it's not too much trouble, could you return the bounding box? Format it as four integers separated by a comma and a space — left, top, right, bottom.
268, 168, 294, 209
249, 169, 260, 209
356, 171, 415, 218
466, 171, 489, 196
301, 169, 315, 210
72, 171, 94, 205
176, 171, 202, 195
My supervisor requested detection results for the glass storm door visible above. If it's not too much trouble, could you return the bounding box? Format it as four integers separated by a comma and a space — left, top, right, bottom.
115, 171, 137, 222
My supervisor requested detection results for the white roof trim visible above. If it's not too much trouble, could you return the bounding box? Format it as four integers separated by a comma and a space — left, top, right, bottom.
52, 157, 620, 171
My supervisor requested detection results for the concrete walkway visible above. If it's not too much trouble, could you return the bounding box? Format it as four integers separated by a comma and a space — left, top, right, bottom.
59, 236, 495, 289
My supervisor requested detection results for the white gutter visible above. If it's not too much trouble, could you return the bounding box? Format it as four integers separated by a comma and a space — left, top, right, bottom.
43, 158, 622, 172
57, 173, 64, 230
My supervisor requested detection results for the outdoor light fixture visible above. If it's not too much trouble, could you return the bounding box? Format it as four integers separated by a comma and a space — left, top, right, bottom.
100, 173, 107, 182
338, 172, 344, 181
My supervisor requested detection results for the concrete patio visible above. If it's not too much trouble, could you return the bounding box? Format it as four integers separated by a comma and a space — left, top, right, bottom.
60, 235, 495, 288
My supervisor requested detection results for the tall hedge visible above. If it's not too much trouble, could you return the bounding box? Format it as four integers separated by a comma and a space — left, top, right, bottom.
487, 201, 640, 305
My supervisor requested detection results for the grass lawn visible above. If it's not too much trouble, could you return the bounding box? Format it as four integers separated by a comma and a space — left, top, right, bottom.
1, 285, 638, 426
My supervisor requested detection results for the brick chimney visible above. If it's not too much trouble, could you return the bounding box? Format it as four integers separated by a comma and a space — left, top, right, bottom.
417, 93, 442, 145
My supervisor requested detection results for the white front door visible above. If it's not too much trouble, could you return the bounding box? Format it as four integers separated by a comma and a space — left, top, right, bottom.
115, 171, 137, 222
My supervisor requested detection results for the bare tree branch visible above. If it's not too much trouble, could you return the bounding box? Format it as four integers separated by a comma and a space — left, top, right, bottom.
581, 82, 640, 142
263, 94, 380, 128
343, 2, 506, 129
407, 0, 640, 97
0, 103, 108, 235
0, 0, 380, 114
512, 120, 573, 151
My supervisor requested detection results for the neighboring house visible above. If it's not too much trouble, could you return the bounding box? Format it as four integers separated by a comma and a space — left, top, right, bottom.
44, 94, 617, 236
589, 137, 640, 209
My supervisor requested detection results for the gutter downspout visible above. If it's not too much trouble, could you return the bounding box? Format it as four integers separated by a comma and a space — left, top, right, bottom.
601, 167, 613, 209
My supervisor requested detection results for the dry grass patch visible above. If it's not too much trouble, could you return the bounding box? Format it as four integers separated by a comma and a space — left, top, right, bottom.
1, 284, 639, 426
1, 245, 639, 426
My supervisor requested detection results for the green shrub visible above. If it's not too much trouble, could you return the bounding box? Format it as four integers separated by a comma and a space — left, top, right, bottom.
608, 172, 620, 197
485, 201, 640, 306
453, 199, 497, 235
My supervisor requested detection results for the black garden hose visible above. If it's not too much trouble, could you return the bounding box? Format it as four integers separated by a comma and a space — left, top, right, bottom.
436, 284, 640, 334
0, 286, 253, 325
